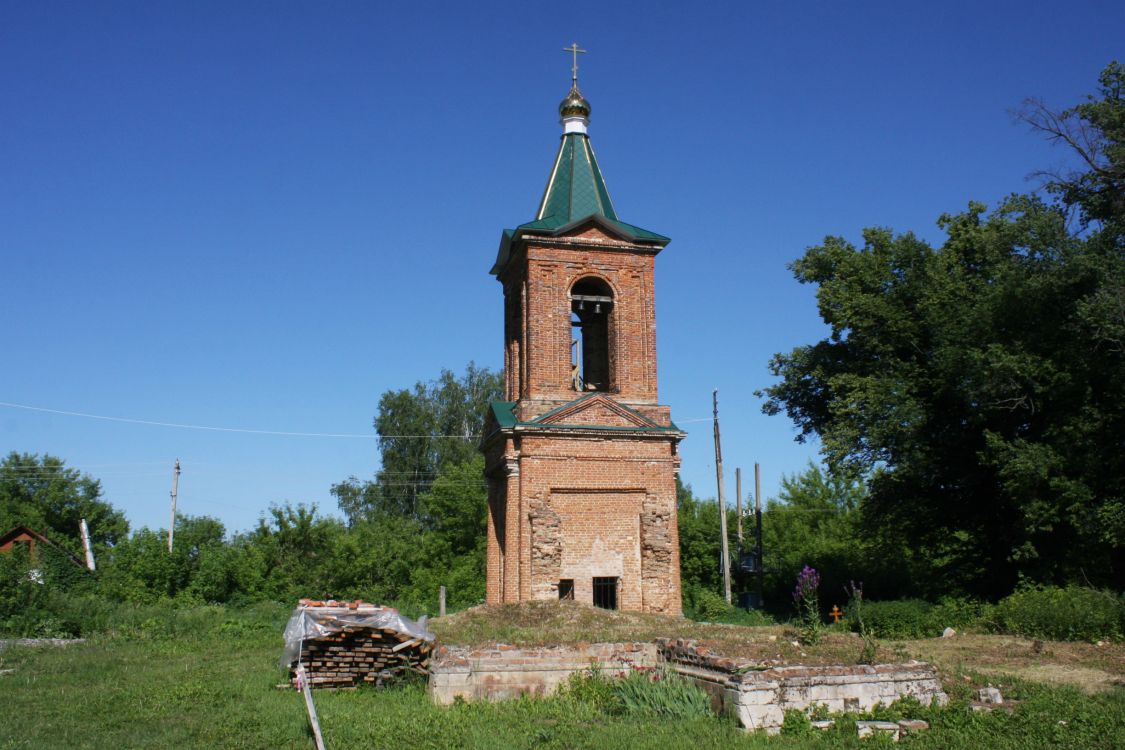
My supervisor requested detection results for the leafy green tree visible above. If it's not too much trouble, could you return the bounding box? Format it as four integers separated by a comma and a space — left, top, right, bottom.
420, 457, 488, 556
676, 479, 722, 596
98, 514, 229, 603
333, 363, 502, 524
0, 452, 128, 553
759, 463, 909, 609
1018, 61, 1125, 553
1019, 61, 1125, 226
762, 66, 1125, 597
248, 503, 346, 601
326, 513, 426, 604
408, 457, 490, 609
763, 196, 1122, 595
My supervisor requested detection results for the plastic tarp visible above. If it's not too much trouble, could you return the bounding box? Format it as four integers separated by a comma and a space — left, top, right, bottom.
281, 605, 434, 669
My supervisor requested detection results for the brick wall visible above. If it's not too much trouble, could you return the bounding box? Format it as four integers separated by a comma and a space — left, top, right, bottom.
485, 222, 682, 616
498, 228, 662, 408
429, 642, 659, 704
483, 431, 682, 615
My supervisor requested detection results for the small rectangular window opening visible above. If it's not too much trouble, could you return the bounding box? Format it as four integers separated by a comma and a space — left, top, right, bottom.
558, 579, 574, 600
592, 577, 618, 610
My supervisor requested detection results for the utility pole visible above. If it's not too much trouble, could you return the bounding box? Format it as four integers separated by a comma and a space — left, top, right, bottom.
79, 518, 96, 571
735, 467, 744, 547
754, 462, 764, 608
167, 459, 181, 553
712, 390, 732, 604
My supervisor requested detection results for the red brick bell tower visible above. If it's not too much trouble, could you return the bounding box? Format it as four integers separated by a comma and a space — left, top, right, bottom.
481, 64, 684, 614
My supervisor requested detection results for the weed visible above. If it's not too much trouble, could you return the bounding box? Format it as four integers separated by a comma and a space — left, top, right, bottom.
793, 565, 822, 646
846, 581, 878, 664
611, 668, 712, 719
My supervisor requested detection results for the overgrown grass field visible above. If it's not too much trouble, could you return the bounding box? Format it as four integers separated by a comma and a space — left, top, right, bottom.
1, 602, 1122, 749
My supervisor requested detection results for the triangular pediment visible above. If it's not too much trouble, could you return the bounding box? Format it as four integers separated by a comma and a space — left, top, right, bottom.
534, 394, 661, 429
552, 214, 635, 242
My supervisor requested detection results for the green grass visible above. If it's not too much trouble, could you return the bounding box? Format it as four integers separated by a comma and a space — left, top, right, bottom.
0, 604, 1122, 749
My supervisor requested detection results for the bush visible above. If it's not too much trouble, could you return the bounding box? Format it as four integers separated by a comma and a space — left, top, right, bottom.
684, 587, 776, 626
987, 586, 1123, 642
932, 596, 991, 631
850, 599, 939, 639
560, 665, 620, 712
850, 596, 989, 639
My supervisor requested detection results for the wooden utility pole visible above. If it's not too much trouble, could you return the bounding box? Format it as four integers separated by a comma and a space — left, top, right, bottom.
735, 467, 744, 547
712, 390, 732, 604
167, 459, 181, 553
754, 462, 765, 607
439, 585, 447, 618
79, 518, 96, 571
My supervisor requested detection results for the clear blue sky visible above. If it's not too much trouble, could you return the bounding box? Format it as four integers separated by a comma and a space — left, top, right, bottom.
2, 1, 1121, 535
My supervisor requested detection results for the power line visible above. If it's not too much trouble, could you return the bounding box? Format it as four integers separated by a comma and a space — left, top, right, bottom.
0, 400, 714, 438
0, 401, 379, 438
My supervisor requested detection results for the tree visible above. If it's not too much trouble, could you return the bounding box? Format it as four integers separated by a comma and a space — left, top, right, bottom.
762, 197, 1122, 596
0, 452, 128, 553
333, 362, 502, 524
676, 478, 725, 597
98, 514, 231, 603
759, 463, 910, 608
248, 502, 346, 601
761, 66, 1125, 597
1018, 61, 1125, 226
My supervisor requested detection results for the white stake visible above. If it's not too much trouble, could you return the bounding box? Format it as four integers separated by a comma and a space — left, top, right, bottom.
79, 518, 96, 571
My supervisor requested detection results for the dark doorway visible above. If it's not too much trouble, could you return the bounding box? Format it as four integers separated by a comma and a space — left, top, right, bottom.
558, 579, 574, 600
592, 577, 618, 610
570, 277, 613, 391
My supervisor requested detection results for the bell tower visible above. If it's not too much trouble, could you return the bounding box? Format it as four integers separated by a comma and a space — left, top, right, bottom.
481, 55, 684, 614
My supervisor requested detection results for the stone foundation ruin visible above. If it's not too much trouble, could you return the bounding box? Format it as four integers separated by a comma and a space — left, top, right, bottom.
428, 638, 947, 733
656, 639, 947, 733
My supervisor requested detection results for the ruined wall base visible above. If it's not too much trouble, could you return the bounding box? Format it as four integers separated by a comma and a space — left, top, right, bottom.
658, 639, 947, 733
429, 638, 947, 734
429, 643, 659, 705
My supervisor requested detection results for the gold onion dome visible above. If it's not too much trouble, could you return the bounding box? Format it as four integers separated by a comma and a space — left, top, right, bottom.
559, 84, 591, 118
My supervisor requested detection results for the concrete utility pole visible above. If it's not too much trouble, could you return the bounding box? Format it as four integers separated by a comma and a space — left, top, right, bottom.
167, 459, 181, 553
735, 467, 744, 547
79, 518, 96, 571
755, 462, 765, 607
712, 390, 732, 604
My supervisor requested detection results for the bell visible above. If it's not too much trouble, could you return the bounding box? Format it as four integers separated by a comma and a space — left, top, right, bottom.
594, 303, 601, 314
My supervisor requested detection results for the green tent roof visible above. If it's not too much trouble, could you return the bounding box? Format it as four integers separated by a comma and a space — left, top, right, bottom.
490, 95, 669, 276
534, 133, 617, 227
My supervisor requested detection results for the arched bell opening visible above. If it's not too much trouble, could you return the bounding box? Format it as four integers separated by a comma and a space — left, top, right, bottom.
569, 276, 614, 392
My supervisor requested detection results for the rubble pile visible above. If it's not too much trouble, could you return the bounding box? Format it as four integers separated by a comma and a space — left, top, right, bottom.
281, 600, 435, 689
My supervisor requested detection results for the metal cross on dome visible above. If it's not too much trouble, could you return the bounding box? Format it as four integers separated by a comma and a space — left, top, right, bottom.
563, 42, 587, 85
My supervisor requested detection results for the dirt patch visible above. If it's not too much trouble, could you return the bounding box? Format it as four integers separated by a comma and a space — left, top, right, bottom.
977, 664, 1122, 694
902, 635, 1125, 693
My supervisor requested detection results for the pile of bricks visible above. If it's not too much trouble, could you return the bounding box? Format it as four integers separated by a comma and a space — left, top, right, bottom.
284, 600, 434, 689
656, 638, 743, 672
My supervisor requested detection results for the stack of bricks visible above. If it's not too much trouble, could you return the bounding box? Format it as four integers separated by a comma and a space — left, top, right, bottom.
655, 638, 742, 672
287, 600, 434, 689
